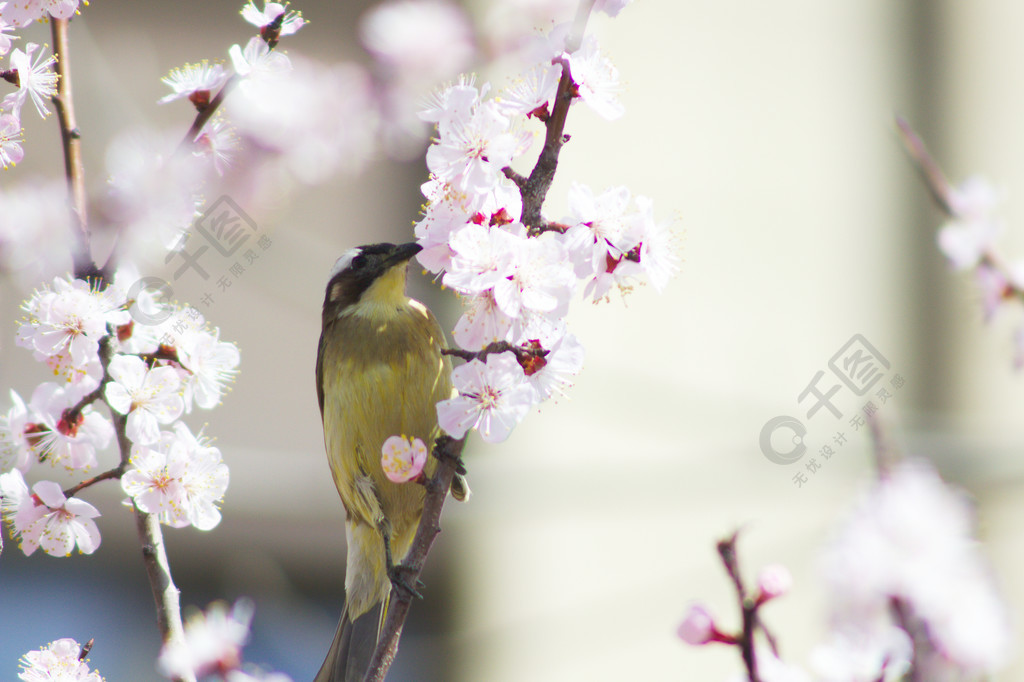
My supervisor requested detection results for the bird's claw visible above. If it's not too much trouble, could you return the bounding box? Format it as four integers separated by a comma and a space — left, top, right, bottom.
388, 562, 424, 601
432, 436, 467, 475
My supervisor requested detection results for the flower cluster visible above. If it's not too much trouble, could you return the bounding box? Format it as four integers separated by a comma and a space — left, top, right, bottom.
18, 637, 103, 682
0, 270, 239, 556
414, 15, 676, 444
157, 600, 292, 682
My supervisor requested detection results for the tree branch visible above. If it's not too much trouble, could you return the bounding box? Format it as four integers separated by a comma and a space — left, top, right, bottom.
511, 0, 596, 230
717, 532, 761, 682
178, 74, 238, 152
50, 18, 98, 281
363, 436, 465, 682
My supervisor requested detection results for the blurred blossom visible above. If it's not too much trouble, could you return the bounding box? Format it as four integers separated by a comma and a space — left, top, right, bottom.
938, 176, 1001, 271
0, 11, 17, 55
177, 326, 240, 412
229, 35, 292, 84
820, 459, 1012, 677
241, 0, 305, 36
481, 0, 576, 57
676, 603, 716, 645
1, 0, 82, 26
193, 116, 238, 176
361, 0, 475, 159
0, 112, 24, 168
593, 0, 632, 17
756, 563, 792, 602
437, 352, 534, 442
0, 179, 73, 281
158, 599, 253, 679
726, 649, 812, 682
0, 390, 33, 472
3, 42, 58, 119
360, 0, 473, 83
18, 637, 103, 682
810, 626, 911, 682
228, 56, 377, 183
101, 128, 207, 256
380, 435, 428, 483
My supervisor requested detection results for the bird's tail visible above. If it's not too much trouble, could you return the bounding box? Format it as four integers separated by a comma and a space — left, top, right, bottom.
314, 598, 387, 682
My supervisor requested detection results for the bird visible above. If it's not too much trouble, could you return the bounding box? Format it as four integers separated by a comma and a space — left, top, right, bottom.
313, 241, 464, 682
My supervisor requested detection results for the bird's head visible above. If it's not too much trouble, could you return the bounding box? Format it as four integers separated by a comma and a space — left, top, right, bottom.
322, 242, 423, 322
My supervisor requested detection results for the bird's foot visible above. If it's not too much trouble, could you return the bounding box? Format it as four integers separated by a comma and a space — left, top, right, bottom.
432, 436, 467, 475
387, 562, 424, 601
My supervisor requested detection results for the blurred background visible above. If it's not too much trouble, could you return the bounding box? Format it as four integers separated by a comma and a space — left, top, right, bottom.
2, 0, 1024, 679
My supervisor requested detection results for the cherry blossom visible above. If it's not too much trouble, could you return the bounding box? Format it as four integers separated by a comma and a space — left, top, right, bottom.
0, 113, 23, 168
5, 476, 101, 557
240, 1, 305, 36
425, 85, 528, 193
495, 62, 562, 118
3, 43, 59, 119
122, 435, 189, 526
564, 35, 624, 121
176, 327, 241, 412
229, 35, 292, 82
103, 355, 184, 445
158, 61, 229, 106
18, 638, 103, 682
452, 291, 513, 350
16, 276, 129, 378
170, 421, 229, 530
157, 599, 253, 679
493, 229, 575, 319
380, 435, 428, 483
23, 382, 113, 471
437, 352, 533, 442
524, 332, 584, 402
444, 223, 518, 294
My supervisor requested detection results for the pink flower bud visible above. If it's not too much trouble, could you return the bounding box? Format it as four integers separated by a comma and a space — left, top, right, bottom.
756, 564, 792, 603
381, 435, 428, 483
677, 603, 716, 646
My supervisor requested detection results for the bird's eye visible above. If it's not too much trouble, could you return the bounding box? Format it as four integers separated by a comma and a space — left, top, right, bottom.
352, 255, 367, 269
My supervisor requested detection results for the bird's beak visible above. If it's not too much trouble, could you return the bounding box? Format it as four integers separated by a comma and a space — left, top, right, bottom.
384, 242, 423, 269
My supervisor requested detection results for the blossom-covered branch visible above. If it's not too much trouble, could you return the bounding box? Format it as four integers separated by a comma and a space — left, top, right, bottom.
897, 114, 1024, 367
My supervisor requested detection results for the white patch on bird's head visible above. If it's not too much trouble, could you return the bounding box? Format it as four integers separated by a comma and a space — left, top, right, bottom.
329, 247, 363, 280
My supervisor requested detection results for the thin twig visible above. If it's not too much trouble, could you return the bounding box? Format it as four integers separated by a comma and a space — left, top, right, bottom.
895, 114, 954, 216
177, 74, 238, 152
442, 340, 548, 365
62, 464, 125, 498
50, 18, 98, 281
717, 532, 761, 682
363, 436, 465, 682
